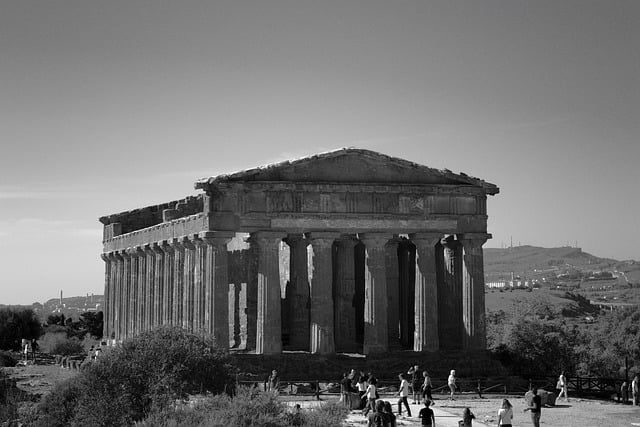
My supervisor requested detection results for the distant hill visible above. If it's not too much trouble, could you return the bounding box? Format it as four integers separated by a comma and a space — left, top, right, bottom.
484, 245, 640, 282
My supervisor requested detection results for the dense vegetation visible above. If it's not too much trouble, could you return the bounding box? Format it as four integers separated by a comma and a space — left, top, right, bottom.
34, 327, 233, 426
487, 293, 640, 378
0, 307, 42, 350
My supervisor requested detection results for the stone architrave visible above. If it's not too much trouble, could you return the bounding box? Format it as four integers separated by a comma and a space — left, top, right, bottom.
410, 232, 442, 352
152, 242, 165, 328
307, 232, 340, 354
459, 233, 490, 350
360, 233, 391, 354
252, 231, 286, 355
182, 237, 196, 331
201, 231, 234, 345
284, 234, 310, 351
171, 240, 185, 327
334, 235, 358, 353
160, 241, 174, 325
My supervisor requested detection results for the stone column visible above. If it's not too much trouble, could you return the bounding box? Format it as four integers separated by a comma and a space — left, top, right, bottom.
244, 241, 257, 351
182, 237, 196, 331
192, 236, 205, 332
171, 240, 185, 327
112, 252, 124, 340
144, 244, 155, 332
385, 238, 401, 347
284, 234, 310, 351
410, 232, 442, 352
459, 233, 490, 350
307, 232, 339, 354
252, 231, 286, 354
127, 247, 140, 337
201, 231, 234, 346
101, 253, 111, 341
152, 242, 164, 329
440, 236, 462, 349
360, 233, 391, 354
119, 250, 129, 340
161, 241, 174, 325
137, 246, 147, 334
334, 236, 358, 353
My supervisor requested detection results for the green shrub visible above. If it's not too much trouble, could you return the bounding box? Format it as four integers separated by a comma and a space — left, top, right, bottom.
34, 326, 233, 426
139, 387, 349, 427
50, 336, 84, 356
0, 350, 17, 367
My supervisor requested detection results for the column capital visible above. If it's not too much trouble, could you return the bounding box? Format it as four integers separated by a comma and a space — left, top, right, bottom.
306, 232, 340, 248
458, 233, 491, 247
151, 241, 166, 254
180, 235, 197, 250
199, 231, 234, 246
127, 246, 144, 257
358, 232, 392, 248
409, 232, 442, 246
101, 252, 111, 262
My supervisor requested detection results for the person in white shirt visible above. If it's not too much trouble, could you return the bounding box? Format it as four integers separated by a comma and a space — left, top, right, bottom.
497, 398, 513, 427
448, 369, 457, 400
397, 373, 412, 417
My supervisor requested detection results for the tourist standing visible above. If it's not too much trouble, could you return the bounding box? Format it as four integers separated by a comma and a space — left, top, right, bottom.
421, 370, 434, 405
418, 400, 435, 426
267, 369, 280, 394
497, 399, 514, 427
633, 375, 639, 406
556, 371, 569, 402
364, 376, 378, 415
459, 407, 475, 427
408, 365, 420, 403
340, 372, 353, 407
357, 375, 369, 409
448, 370, 457, 400
524, 387, 542, 427
397, 373, 412, 417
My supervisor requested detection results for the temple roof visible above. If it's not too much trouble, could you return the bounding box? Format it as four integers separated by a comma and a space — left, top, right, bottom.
194, 148, 499, 195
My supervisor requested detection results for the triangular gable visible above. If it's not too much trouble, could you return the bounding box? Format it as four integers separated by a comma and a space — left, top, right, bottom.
196, 148, 498, 194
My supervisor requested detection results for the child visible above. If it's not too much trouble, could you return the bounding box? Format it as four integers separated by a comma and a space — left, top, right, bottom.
419, 400, 435, 426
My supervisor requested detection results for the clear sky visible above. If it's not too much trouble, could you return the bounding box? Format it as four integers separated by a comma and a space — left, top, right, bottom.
1, 1, 638, 304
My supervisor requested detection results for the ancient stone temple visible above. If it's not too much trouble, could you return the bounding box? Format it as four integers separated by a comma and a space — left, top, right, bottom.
100, 149, 499, 354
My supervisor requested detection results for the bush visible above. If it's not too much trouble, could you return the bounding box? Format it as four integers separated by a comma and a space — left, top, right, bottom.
34, 326, 233, 426
0, 350, 17, 367
49, 336, 84, 356
139, 387, 349, 427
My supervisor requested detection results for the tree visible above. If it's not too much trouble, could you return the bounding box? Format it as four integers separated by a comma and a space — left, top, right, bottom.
0, 308, 42, 350
36, 326, 233, 426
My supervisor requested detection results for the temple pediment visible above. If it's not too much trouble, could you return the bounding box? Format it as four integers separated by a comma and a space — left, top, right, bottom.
195, 148, 498, 195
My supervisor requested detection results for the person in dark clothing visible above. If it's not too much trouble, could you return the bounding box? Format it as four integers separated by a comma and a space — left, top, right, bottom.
418, 400, 435, 426
524, 387, 541, 427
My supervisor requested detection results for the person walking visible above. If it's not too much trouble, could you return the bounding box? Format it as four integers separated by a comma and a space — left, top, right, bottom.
448, 370, 457, 400
364, 376, 378, 415
497, 399, 514, 427
418, 400, 436, 426
421, 370, 434, 405
633, 375, 639, 406
397, 373, 412, 417
524, 387, 542, 427
556, 371, 569, 402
